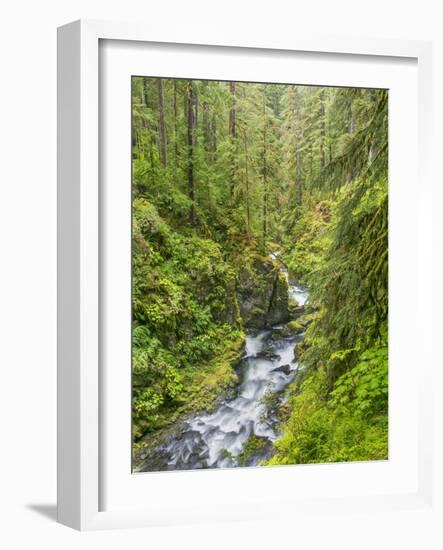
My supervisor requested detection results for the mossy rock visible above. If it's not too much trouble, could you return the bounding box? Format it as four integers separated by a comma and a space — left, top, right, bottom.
236, 253, 282, 328
273, 319, 304, 338
297, 312, 318, 328
267, 271, 289, 326
272, 363, 291, 375
288, 301, 304, 320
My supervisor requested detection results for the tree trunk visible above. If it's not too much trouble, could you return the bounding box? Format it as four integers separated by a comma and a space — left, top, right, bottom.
211, 113, 217, 159
202, 98, 212, 211
262, 90, 268, 248
143, 78, 149, 107
293, 88, 303, 207
242, 129, 251, 234
173, 80, 178, 162
194, 91, 199, 140
140, 84, 145, 107
187, 80, 196, 225
203, 101, 210, 154
349, 113, 355, 134
228, 81, 237, 200
157, 78, 167, 166
296, 146, 303, 206
319, 92, 326, 169
228, 82, 237, 138
347, 107, 356, 181
309, 142, 314, 180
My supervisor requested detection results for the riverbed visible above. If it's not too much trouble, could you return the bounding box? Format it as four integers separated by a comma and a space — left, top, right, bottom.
139, 281, 308, 472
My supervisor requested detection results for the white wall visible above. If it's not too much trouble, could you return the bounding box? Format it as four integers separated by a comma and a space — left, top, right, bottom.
0, 0, 441, 548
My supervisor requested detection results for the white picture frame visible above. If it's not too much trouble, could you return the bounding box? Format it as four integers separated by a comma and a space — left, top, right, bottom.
57, 19, 433, 531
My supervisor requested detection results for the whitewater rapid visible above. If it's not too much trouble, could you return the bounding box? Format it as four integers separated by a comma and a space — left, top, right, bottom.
140, 282, 308, 471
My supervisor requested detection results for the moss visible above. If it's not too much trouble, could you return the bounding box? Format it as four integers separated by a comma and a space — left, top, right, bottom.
236, 252, 280, 328
132, 200, 248, 441
182, 334, 244, 412
222, 449, 235, 461
297, 312, 318, 327
132, 331, 246, 468
283, 200, 332, 285
271, 319, 304, 339
237, 434, 267, 466
177, 330, 245, 413
267, 271, 289, 326
284, 320, 304, 333
267, 341, 389, 466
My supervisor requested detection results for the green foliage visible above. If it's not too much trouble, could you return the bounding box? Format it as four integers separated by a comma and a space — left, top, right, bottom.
300, 177, 388, 386
268, 340, 388, 465
283, 198, 332, 284
131, 76, 389, 466
266, 83, 389, 466
132, 197, 244, 438
330, 337, 388, 418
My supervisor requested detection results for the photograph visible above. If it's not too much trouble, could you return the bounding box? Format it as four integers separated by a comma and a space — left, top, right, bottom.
0, 0, 436, 541
131, 76, 389, 472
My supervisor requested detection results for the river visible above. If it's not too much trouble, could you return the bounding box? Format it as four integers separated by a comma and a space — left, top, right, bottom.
139, 279, 308, 472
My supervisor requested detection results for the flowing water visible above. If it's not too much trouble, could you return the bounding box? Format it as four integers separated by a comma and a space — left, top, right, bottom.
140, 279, 308, 472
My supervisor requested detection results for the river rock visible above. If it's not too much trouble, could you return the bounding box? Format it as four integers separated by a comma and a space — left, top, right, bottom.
272, 363, 292, 375
289, 302, 305, 320
256, 350, 281, 361
259, 341, 281, 356
280, 319, 305, 336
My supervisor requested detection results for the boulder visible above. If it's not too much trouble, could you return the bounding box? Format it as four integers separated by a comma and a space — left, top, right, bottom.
267, 271, 290, 327
272, 363, 292, 375
256, 350, 281, 361
280, 319, 305, 337
288, 302, 305, 320
237, 254, 281, 329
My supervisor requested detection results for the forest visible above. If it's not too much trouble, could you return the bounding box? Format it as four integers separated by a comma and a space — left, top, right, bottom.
131, 76, 388, 471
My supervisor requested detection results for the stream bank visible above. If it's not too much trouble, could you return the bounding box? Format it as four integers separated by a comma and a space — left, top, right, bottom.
135, 275, 309, 472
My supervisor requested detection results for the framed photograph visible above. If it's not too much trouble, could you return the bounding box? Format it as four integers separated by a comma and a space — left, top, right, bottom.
57, 19, 433, 530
